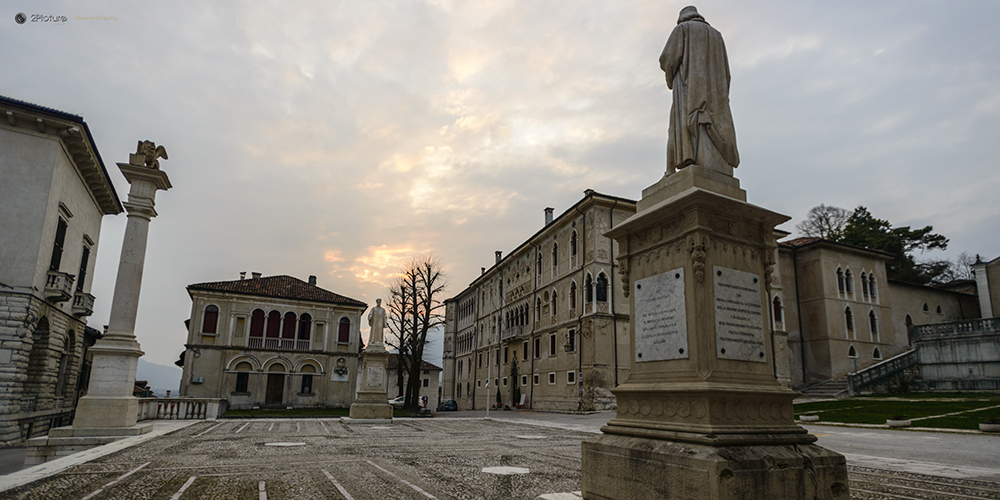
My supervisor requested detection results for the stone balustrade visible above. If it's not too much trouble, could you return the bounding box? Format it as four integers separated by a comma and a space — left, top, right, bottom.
847, 349, 917, 395
137, 397, 225, 421
43, 271, 74, 302
72, 291, 95, 316
912, 317, 1000, 341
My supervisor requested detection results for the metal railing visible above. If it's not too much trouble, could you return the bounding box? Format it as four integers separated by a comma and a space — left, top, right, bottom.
911, 317, 1000, 341
245, 337, 310, 351
847, 349, 917, 394
137, 398, 224, 421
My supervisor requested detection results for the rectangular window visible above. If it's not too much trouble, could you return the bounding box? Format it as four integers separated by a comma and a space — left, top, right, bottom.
76, 245, 90, 292
567, 371, 576, 384
422, 378, 429, 388
521, 375, 528, 386
49, 218, 68, 271
477, 379, 482, 388
235, 372, 249, 393
502, 377, 508, 387
478, 352, 482, 368
548, 372, 556, 385
533, 374, 540, 385
503, 346, 509, 364
549, 334, 557, 357
522, 341, 529, 361
301, 374, 313, 394
534, 338, 541, 358
568, 329, 576, 352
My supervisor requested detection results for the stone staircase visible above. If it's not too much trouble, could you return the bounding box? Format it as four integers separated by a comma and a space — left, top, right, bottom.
798, 377, 849, 398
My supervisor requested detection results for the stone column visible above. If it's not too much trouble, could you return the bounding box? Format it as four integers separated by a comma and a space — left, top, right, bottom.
580, 166, 848, 499
72, 150, 171, 431
348, 341, 392, 421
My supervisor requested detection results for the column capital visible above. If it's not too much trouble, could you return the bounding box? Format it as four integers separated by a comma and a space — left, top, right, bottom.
117, 162, 172, 191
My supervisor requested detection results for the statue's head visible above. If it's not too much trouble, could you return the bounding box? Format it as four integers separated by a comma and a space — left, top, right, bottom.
678, 6, 704, 24
376, 298, 382, 306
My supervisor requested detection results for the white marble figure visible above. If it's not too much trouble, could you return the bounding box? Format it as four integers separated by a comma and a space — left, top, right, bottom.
367, 298, 386, 348
660, 6, 739, 175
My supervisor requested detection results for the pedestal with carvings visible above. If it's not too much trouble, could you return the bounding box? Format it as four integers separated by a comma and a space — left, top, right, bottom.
73, 153, 171, 431
348, 342, 392, 420
580, 166, 848, 500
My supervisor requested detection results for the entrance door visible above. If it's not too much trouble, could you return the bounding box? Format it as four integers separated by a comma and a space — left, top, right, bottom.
266, 374, 284, 405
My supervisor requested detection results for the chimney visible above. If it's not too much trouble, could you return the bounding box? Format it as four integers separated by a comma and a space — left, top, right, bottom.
544, 207, 554, 226
251, 272, 261, 279
308, 275, 317, 286
495, 251, 502, 264
482, 267, 486, 275
240, 271, 246, 280
584, 188, 595, 196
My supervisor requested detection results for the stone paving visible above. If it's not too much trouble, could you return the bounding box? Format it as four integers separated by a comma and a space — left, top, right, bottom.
1, 417, 999, 499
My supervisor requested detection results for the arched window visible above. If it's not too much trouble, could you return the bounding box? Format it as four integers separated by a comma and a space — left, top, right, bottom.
869, 311, 878, 340
282, 312, 297, 339
585, 274, 594, 303
537, 252, 542, 277
521, 305, 528, 326
536, 298, 542, 321
936, 305, 942, 314
596, 273, 608, 302
234, 361, 252, 393
202, 305, 219, 334
772, 296, 783, 324
338, 317, 351, 343
869, 275, 877, 300
848, 345, 857, 358
571, 231, 578, 259
845, 269, 854, 294
905, 315, 914, 345
837, 268, 845, 294
552, 243, 559, 272
266, 311, 281, 338
298, 313, 312, 340
551, 290, 558, 316
300, 364, 316, 394
923, 303, 929, 312
570, 281, 577, 309
861, 273, 869, 299
457, 383, 462, 397
250, 309, 265, 337
845, 307, 854, 338
873, 347, 882, 360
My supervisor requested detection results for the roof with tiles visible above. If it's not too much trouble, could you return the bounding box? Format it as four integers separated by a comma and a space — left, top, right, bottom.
187, 275, 367, 308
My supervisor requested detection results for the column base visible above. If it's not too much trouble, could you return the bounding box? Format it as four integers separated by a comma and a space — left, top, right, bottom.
73, 396, 139, 429
348, 402, 393, 420
581, 434, 849, 500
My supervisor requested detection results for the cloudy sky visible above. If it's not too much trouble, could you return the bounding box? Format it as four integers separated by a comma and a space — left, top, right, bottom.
3, 1, 999, 370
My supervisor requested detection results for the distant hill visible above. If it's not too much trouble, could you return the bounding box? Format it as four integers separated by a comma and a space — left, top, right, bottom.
137, 358, 182, 396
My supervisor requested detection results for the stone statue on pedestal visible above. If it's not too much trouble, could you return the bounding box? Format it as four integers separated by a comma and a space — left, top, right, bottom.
367, 298, 386, 349
660, 6, 739, 175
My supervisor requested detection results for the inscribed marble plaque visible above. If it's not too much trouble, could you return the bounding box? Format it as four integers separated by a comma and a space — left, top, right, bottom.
713, 265, 766, 363
366, 366, 383, 386
634, 268, 688, 363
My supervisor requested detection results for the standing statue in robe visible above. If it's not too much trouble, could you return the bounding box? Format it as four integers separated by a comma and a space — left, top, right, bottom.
367, 298, 386, 349
660, 6, 740, 175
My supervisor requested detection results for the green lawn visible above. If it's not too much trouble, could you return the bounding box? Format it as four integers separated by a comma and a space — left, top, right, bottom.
223, 407, 420, 418
794, 393, 1000, 430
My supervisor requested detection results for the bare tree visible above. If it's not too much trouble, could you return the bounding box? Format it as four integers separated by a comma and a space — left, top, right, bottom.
796, 204, 852, 239
384, 255, 446, 413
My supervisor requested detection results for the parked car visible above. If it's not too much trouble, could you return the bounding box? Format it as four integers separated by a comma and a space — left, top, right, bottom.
388, 396, 407, 409
436, 400, 458, 412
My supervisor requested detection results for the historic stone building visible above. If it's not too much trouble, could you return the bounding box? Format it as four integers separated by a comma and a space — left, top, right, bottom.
443, 190, 635, 411
442, 194, 983, 406
0, 96, 123, 444
775, 237, 980, 387
177, 274, 367, 409
385, 354, 442, 410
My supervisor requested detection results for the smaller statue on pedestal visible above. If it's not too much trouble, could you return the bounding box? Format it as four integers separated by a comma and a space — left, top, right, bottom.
367, 298, 386, 350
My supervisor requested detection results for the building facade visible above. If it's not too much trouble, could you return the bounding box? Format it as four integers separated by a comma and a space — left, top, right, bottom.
443, 191, 635, 411
177, 274, 367, 409
442, 195, 983, 404
385, 354, 442, 410
775, 237, 980, 387
0, 96, 123, 444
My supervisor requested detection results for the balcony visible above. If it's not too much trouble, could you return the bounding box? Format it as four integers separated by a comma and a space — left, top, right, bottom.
44, 271, 74, 303
72, 292, 95, 317
246, 337, 311, 351
501, 325, 525, 341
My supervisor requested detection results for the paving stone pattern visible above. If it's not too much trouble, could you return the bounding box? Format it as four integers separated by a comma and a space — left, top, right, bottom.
2, 418, 998, 500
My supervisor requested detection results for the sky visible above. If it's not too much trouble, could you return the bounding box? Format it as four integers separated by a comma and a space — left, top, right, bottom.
3, 1, 999, 370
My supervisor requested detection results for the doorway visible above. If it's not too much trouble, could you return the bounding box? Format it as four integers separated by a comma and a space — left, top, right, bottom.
266, 365, 285, 405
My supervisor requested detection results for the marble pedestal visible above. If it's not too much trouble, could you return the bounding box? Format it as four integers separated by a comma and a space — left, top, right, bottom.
580, 166, 849, 499
349, 348, 392, 420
